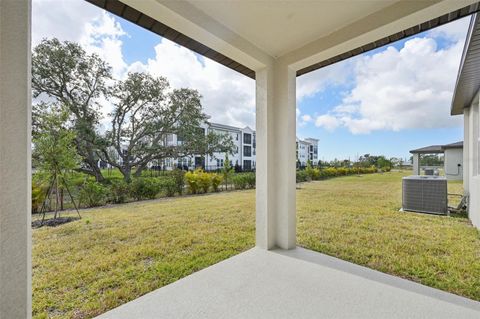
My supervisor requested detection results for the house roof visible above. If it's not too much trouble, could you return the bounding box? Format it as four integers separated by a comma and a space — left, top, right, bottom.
410, 145, 444, 154
410, 141, 463, 154
442, 141, 463, 149
451, 13, 480, 115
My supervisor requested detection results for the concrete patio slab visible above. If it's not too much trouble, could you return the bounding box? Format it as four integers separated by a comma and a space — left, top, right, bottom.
96, 247, 480, 319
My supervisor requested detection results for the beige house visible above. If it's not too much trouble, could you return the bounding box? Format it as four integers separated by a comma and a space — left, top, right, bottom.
451, 13, 480, 229
410, 141, 463, 180
2, 1, 480, 318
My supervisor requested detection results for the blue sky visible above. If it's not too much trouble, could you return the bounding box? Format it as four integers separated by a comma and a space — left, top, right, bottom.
32, 0, 470, 162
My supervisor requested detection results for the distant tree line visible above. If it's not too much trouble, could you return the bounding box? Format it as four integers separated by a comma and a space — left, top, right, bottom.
311, 154, 397, 170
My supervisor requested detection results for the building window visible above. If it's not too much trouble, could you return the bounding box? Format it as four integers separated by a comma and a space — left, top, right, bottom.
236, 133, 239, 141
166, 134, 174, 145
244, 133, 252, 144
243, 160, 252, 170
177, 134, 184, 145
244, 145, 251, 157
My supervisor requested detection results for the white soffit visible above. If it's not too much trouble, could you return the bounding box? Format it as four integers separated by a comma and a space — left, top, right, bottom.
183, 0, 397, 58
102, 0, 478, 75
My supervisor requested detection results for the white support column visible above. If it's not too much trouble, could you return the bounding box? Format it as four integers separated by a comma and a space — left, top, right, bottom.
0, 1, 32, 318
412, 153, 420, 175
256, 61, 296, 250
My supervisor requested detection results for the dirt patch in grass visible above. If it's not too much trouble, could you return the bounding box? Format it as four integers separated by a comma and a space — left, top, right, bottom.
32, 217, 81, 229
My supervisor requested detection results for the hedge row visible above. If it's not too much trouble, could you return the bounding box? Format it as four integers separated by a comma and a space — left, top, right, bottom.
33, 169, 257, 211
296, 166, 377, 183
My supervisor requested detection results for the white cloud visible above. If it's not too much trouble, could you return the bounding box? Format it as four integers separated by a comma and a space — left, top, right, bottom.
297, 112, 312, 127
32, 0, 102, 46
305, 19, 468, 134
315, 114, 340, 131
128, 40, 255, 128
428, 16, 471, 42
296, 59, 354, 101
302, 114, 312, 122
80, 12, 127, 78
32, 0, 255, 129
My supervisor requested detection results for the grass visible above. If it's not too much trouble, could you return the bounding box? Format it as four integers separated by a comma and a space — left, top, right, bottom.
32, 192, 255, 319
297, 171, 480, 301
33, 171, 480, 318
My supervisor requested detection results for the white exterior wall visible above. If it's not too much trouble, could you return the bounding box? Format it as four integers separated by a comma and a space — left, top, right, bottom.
0, 0, 32, 318
444, 148, 463, 180
464, 92, 480, 228
297, 140, 309, 165
412, 153, 420, 175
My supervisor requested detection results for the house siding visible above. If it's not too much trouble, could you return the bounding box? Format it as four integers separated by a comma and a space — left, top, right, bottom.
464, 91, 480, 228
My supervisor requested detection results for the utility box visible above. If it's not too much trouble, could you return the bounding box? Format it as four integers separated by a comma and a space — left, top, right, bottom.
402, 176, 448, 215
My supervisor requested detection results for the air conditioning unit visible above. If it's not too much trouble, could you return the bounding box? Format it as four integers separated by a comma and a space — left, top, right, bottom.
402, 176, 447, 215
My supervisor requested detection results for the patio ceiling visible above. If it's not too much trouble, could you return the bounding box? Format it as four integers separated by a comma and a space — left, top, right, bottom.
86, 0, 480, 78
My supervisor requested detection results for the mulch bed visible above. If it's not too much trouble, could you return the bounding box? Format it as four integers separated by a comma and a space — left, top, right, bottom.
32, 217, 81, 229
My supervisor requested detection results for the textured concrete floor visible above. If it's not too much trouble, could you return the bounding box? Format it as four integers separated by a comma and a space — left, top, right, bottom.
96, 247, 480, 319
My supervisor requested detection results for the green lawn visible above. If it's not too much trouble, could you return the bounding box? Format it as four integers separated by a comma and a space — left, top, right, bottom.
297, 171, 480, 301
33, 171, 480, 318
32, 192, 255, 319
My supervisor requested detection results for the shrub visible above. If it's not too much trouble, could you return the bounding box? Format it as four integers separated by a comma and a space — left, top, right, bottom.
211, 173, 223, 192
79, 180, 109, 207
130, 178, 161, 200
244, 172, 255, 188
109, 179, 130, 204
232, 173, 255, 190
185, 170, 200, 194
160, 178, 177, 197
305, 163, 315, 181
296, 170, 308, 183
232, 174, 247, 189
171, 169, 185, 195
323, 167, 338, 178
198, 170, 212, 193
32, 180, 46, 213
337, 167, 347, 176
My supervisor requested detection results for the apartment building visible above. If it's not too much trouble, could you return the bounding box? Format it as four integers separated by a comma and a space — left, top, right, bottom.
152, 123, 318, 171
142, 122, 256, 171
296, 137, 319, 167
100, 122, 318, 171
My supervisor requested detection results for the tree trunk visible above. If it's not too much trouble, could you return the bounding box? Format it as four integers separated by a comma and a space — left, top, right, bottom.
76, 165, 105, 182
133, 163, 148, 178
121, 167, 132, 182
60, 188, 64, 211
92, 164, 105, 182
